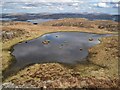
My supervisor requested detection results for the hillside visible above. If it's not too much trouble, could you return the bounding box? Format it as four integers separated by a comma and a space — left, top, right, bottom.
1, 18, 119, 88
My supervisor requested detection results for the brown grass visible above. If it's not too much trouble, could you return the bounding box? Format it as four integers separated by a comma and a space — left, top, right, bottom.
1, 19, 119, 88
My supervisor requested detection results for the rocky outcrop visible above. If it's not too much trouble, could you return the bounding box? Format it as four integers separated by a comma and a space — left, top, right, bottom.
1, 29, 28, 42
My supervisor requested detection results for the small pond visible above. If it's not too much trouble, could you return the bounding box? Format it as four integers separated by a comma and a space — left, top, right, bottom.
4, 32, 111, 77
27, 19, 55, 24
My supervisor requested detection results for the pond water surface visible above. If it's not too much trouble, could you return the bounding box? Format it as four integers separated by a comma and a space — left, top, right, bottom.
4, 32, 111, 77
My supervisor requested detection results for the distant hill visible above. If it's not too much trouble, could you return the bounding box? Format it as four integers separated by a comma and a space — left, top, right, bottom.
1, 13, 120, 22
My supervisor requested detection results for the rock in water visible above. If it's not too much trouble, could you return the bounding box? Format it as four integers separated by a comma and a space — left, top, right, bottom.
42, 40, 50, 44
89, 38, 93, 41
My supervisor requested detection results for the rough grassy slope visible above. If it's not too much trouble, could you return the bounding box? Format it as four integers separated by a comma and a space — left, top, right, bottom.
1, 19, 119, 88
2, 20, 117, 71
41, 18, 118, 32
4, 36, 119, 88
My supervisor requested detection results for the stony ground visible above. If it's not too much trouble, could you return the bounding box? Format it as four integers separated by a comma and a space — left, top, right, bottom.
1, 19, 119, 89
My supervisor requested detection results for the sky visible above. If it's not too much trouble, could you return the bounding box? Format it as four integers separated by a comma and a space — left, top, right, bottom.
2, 0, 120, 2
1, 0, 119, 14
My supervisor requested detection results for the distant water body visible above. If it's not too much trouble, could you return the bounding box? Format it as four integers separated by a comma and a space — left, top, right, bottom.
1, 13, 119, 23
1, 1, 119, 23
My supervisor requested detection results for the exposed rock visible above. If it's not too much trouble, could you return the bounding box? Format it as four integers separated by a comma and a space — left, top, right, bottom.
42, 40, 50, 44
89, 38, 94, 41
2, 29, 28, 42
98, 25, 105, 29
56, 35, 58, 37
80, 48, 83, 51
33, 23, 38, 25
2, 82, 18, 88
61, 44, 64, 46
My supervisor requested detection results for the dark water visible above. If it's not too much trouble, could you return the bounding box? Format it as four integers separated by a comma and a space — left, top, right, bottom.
4, 32, 111, 77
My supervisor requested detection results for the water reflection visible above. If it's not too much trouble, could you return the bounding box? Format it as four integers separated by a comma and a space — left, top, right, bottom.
4, 32, 110, 77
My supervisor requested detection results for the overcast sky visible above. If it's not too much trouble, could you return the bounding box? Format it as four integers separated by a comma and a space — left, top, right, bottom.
2, 0, 120, 2
1, 0, 119, 14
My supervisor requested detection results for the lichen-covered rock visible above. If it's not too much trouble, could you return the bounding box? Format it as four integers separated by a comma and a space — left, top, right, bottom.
2, 29, 28, 42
